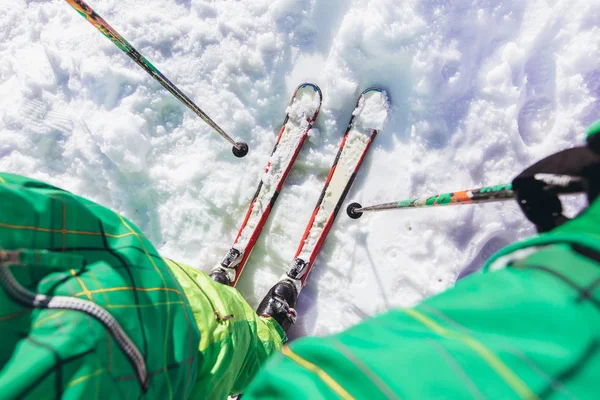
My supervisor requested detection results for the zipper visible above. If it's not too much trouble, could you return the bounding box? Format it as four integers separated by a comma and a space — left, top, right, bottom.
0, 250, 149, 392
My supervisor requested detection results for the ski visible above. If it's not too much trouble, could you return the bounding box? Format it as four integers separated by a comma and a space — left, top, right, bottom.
256, 88, 390, 331
211, 83, 323, 286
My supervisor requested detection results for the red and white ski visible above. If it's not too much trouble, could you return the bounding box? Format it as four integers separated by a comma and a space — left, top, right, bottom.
211, 83, 322, 286
283, 88, 390, 296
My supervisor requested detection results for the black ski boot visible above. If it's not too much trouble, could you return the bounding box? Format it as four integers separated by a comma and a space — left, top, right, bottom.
256, 279, 298, 332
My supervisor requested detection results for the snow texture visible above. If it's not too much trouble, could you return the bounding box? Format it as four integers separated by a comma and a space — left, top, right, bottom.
353, 90, 390, 130
1, 0, 599, 339
285, 88, 321, 127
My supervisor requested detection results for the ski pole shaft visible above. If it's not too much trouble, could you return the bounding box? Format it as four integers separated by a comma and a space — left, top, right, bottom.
347, 173, 589, 219
65, 0, 248, 157
347, 183, 515, 219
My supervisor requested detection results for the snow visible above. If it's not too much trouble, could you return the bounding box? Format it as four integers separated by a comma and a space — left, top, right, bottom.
285, 87, 321, 126
1, 0, 599, 339
353, 90, 390, 130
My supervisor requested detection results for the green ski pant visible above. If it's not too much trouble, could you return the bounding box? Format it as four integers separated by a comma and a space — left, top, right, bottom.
0, 172, 284, 399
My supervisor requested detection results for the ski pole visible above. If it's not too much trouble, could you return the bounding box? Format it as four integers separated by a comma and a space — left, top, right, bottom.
346, 175, 589, 219
347, 183, 516, 219
65, 0, 248, 158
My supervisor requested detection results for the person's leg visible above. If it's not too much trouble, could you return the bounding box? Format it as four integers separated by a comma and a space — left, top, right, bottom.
0, 173, 284, 398
165, 259, 285, 398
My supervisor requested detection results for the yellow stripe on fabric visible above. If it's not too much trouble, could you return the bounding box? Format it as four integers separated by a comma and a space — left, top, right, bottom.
78, 268, 114, 371
117, 213, 173, 400
74, 286, 182, 297
0, 176, 6, 183
33, 310, 68, 328
282, 346, 355, 400
106, 301, 184, 309
330, 339, 401, 400
0, 221, 138, 238
86, 270, 113, 309
66, 368, 105, 388
402, 308, 538, 400
71, 269, 93, 301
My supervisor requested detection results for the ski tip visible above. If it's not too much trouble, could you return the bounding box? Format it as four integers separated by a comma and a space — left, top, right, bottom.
298, 82, 322, 94
232, 142, 249, 158
357, 87, 390, 109
361, 87, 384, 95
359, 87, 390, 105
296, 83, 323, 103
347, 202, 363, 219
287, 83, 323, 123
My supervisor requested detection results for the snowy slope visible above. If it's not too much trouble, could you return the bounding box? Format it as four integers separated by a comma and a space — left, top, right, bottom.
1, 0, 599, 338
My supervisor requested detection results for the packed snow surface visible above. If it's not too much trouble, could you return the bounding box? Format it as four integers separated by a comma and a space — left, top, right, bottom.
1, 0, 599, 338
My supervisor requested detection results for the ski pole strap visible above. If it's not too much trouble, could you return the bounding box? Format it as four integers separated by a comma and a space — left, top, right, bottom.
512, 145, 600, 233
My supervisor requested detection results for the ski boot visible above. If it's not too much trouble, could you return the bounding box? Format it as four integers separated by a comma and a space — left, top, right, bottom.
209, 248, 242, 285
256, 279, 298, 332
